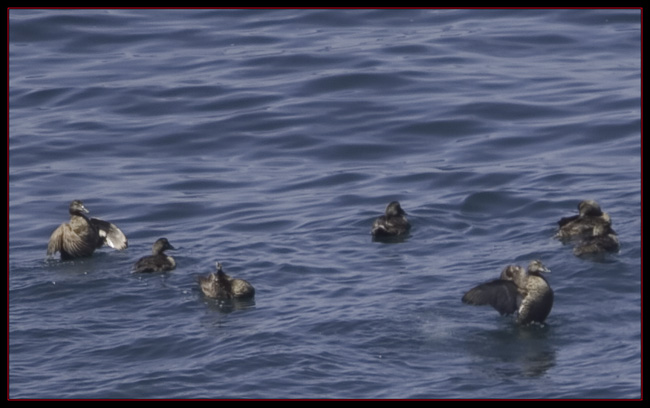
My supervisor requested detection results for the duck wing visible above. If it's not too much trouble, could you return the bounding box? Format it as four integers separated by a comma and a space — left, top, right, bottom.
90, 218, 128, 250
47, 223, 95, 259
46, 224, 66, 256
132, 255, 162, 273
462, 279, 519, 316
198, 274, 219, 298
371, 216, 389, 236
231, 278, 255, 299
557, 214, 579, 227
371, 216, 410, 237
573, 234, 620, 256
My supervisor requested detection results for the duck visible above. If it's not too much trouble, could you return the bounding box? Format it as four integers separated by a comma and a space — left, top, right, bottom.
132, 238, 176, 273
47, 200, 128, 260
198, 262, 255, 300
555, 200, 613, 240
462, 260, 554, 325
371, 201, 411, 238
573, 224, 621, 257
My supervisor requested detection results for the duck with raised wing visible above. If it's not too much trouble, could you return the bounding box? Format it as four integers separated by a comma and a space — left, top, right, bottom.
47, 200, 128, 260
462, 260, 553, 325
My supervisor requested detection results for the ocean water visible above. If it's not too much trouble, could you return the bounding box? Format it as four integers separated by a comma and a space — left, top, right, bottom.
8, 9, 641, 399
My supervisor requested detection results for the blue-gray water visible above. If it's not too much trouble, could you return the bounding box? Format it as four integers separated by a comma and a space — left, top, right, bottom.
8, 9, 641, 399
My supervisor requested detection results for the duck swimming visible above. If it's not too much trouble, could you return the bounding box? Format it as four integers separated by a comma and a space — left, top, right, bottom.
555, 200, 619, 256
555, 200, 613, 240
371, 201, 411, 238
198, 262, 255, 300
47, 200, 128, 260
132, 238, 176, 273
462, 260, 554, 325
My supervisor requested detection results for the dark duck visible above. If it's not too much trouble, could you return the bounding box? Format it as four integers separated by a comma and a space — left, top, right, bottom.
371, 201, 411, 238
462, 260, 554, 325
555, 200, 619, 255
198, 262, 255, 300
132, 238, 176, 273
555, 200, 612, 240
47, 200, 128, 260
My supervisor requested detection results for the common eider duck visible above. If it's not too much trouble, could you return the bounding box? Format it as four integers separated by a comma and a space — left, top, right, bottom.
462, 260, 554, 325
132, 238, 176, 273
198, 262, 255, 300
371, 201, 411, 238
47, 200, 128, 260
555, 200, 613, 240
573, 224, 620, 257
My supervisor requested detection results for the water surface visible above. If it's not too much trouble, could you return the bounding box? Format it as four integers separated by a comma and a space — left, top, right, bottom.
9, 9, 641, 399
